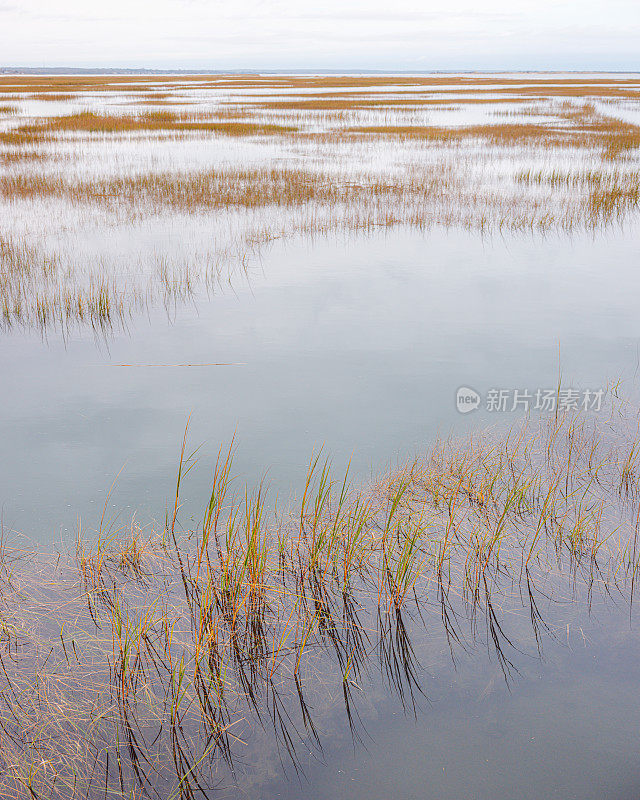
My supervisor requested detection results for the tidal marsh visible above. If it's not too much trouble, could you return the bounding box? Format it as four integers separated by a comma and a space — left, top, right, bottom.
3, 72, 640, 799
1, 74, 640, 333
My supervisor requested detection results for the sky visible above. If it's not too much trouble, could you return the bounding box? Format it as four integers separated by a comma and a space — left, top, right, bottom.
1, 0, 639, 71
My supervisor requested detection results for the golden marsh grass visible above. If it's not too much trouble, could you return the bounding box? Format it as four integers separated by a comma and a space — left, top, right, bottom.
0, 110, 297, 146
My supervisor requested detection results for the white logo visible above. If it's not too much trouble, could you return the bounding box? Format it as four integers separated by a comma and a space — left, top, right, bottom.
456, 386, 480, 414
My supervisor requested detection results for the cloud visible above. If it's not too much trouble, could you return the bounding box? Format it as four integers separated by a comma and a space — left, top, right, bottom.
1, 0, 639, 69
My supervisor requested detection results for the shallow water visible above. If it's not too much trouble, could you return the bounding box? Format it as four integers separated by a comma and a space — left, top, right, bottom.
259, 607, 640, 800
2, 222, 640, 547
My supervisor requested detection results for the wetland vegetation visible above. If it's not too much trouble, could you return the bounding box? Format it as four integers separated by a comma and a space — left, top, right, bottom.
3, 398, 640, 799
2, 73, 640, 333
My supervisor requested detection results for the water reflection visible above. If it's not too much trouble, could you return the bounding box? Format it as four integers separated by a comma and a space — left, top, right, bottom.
2, 225, 640, 547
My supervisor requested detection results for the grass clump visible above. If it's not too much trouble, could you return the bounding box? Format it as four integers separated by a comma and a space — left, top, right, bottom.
0, 111, 297, 147
0, 401, 639, 797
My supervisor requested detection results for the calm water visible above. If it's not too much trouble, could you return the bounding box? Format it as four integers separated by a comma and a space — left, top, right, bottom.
2, 222, 639, 547
168, 567, 640, 800
260, 607, 640, 800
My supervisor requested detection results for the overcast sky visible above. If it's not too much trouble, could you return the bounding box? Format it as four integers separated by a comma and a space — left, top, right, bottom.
1, 0, 639, 71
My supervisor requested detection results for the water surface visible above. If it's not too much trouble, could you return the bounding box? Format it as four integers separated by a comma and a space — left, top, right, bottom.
2, 223, 639, 546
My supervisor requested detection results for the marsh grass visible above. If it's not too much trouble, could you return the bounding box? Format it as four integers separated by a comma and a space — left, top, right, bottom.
0, 111, 297, 147
346, 112, 640, 155
2, 159, 639, 333
29, 93, 76, 102
516, 168, 640, 221
2, 74, 639, 99
0, 231, 256, 335
0, 400, 640, 798
0, 235, 134, 333
2, 78, 638, 153
0, 149, 47, 165
246, 96, 534, 111
2, 160, 635, 228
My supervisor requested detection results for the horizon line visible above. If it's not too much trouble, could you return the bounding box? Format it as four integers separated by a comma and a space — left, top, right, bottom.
2, 67, 640, 75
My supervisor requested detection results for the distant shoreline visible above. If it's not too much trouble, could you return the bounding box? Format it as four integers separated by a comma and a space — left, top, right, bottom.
2, 67, 639, 76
